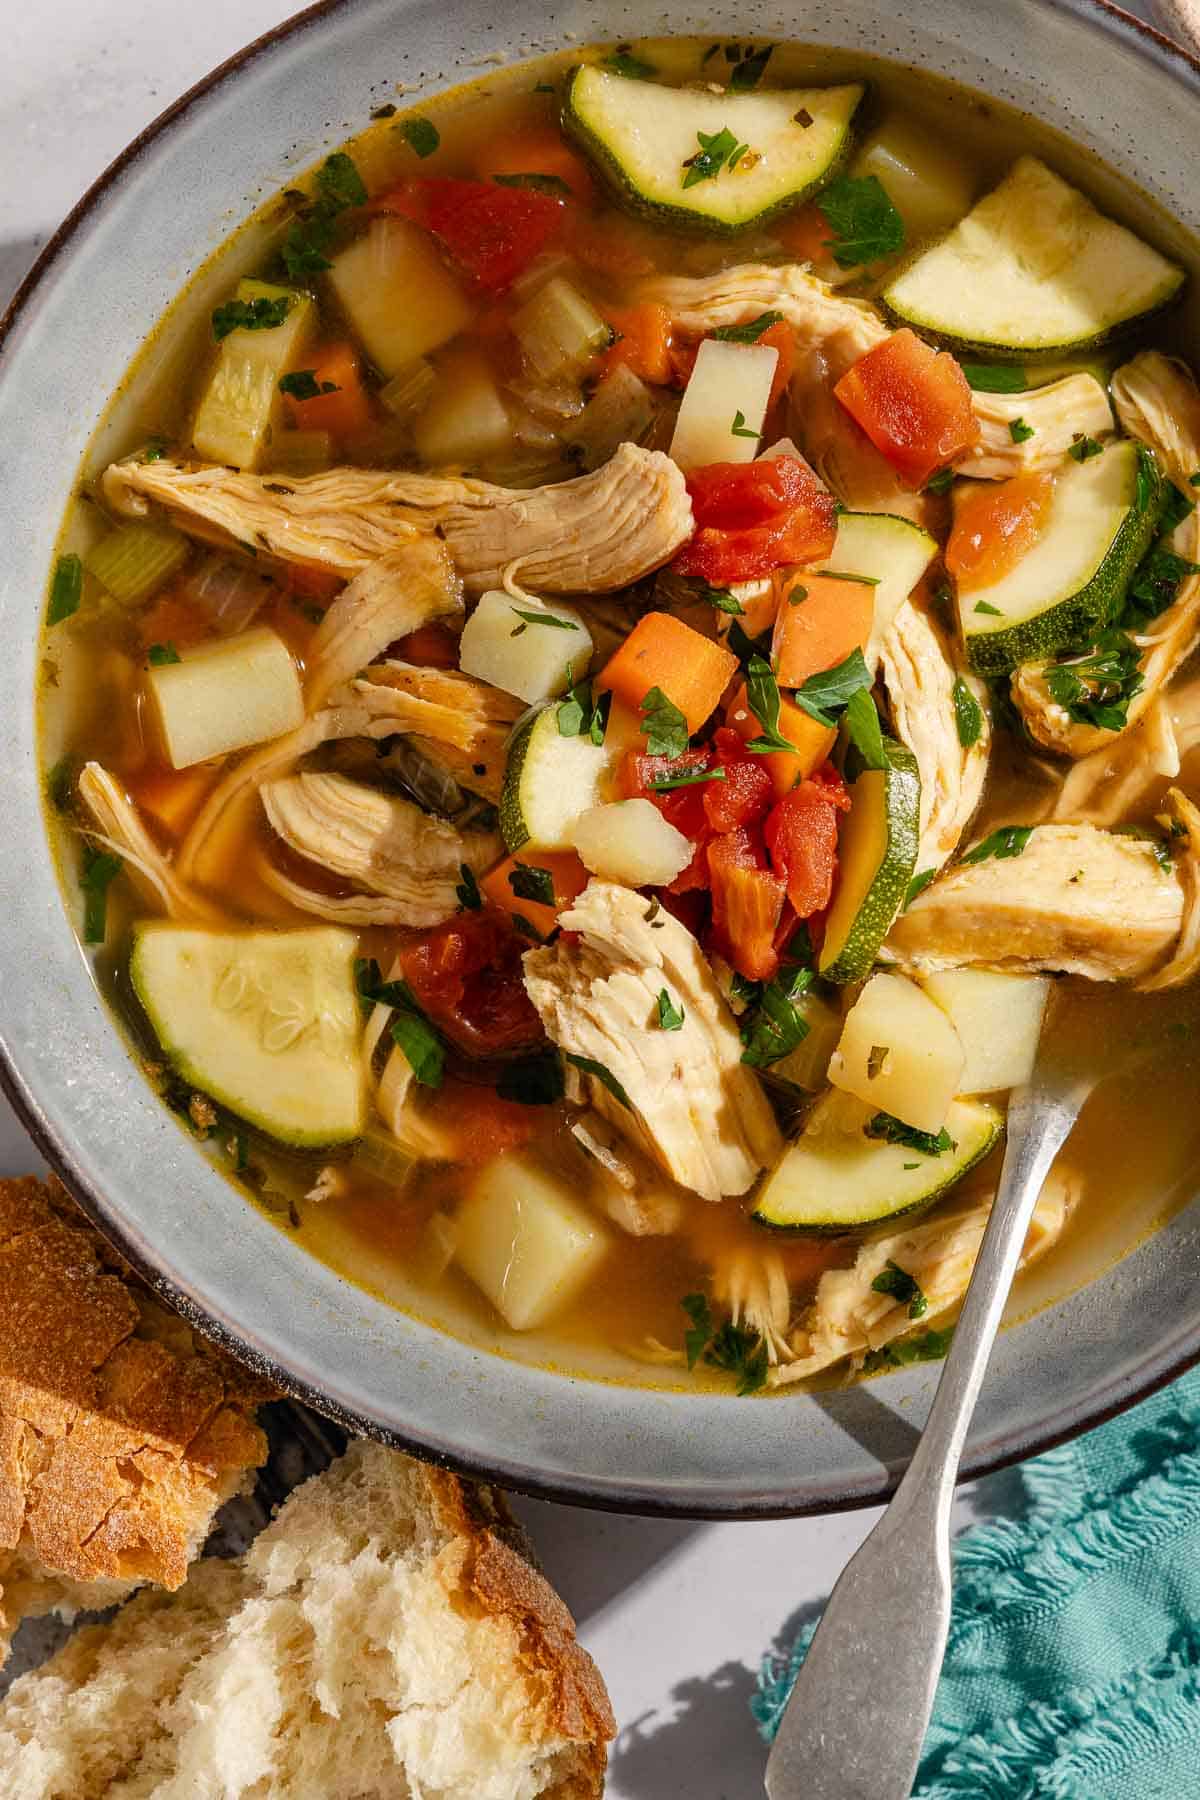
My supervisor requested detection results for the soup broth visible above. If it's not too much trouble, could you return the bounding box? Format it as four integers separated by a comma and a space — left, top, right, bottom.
40, 38, 1200, 1393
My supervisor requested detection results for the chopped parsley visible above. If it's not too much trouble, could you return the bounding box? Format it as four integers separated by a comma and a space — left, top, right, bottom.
681, 1294, 768, 1394
46, 757, 75, 812
47, 553, 83, 626
742, 655, 794, 753
639, 686, 690, 758
557, 670, 610, 745
146, 642, 181, 667
682, 1293, 714, 1368
726, 619, 774, 666
1161, 481, 1197, 535
1044, 630, 1144, 732
792, 647, 873, 729
1191, 470, 1200, 488
211, 294, 290, 340
1113, 824, 1174, 873
844, 687, 887, 771
814, 173, 905, 269
455, 863, 482, 910
925, 468, 956, 495
866, 1044, 889, 1079
1068, 433, 1104, 463
961, 824, 1033, 865
864, 1112, 954, 1156
728, 42, 773, 90
905, 868, 937, 906
974, 600, 1003, 617
958, 363, 1026, 393
871, 1260, 929, 1320
80, 844, 122, 943
602, 48, 657, 80
711, 310, 784, 345
565, 1053, 633, 1110
282, 151, 368, 280
650, 765, 727, 791
355, 959, 445, 1086
509, 862, 556, 906
278, 370, 340, 400
142, 436, 168, 463
494, 171, 573, 196
497, 1053, 566, 1106
740, 955, 815, 1069
682, 126, 749, 189
1123, 544, 1200, 625
731, 409, 759, 439
399, 117, 440, 157
656, 989, 685, 1031
1009, 417, 1036, 444
695, 583, 745, 615
812, 569, 880, 586
788, 585, 809, 606
863, 1325, 955, 1372
952, 677, 984, 748
510, 607, 579, 637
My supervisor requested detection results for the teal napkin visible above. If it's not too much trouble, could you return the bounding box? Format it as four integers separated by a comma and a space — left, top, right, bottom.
753, 1368, 1200, 1796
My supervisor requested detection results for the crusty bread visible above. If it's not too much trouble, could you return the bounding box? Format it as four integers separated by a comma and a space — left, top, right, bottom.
0, 1439, 614, 1798
0, 1177, 271, 1659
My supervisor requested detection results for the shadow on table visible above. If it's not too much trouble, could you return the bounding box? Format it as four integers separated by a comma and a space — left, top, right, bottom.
511, 1496, 706, 1626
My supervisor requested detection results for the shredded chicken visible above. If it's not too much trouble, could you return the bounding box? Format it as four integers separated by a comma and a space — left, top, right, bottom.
881, 597, 991, 873
522, 880, 782, 1201
789, 344, 926, 520
1174, 673, 1200, 762
259, 771, 498, 928
570, 1115, 685, 1237
1013, 353, 1200, 756
305, 538, 463, 708
1047, 694, 1180, 828
1140, 787, 1200, 991
885, 821, 1185, 980
957, 373, 1115, 480
769, 1169, 1079, 1383
351, 661, 525, 804
711, 1247, 794, 1365
638, 263, 889, 370
77, 763, 223, 923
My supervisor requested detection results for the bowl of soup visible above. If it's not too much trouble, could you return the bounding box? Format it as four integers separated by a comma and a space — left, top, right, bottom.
2, 0, 1200, 1515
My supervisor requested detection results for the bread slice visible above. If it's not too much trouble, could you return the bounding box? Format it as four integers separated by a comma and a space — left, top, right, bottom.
0, 1177, 271, 1659
0, 1439, 615, 1798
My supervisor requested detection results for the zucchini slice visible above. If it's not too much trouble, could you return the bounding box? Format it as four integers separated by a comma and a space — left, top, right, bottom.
818, 738, 920, 985
131, 925, 366, 1147
753, 1093, 1003, 1233
883, 156, 1185, 357
958, 439, 1163, 675
821, 511, 937, 660
563, 65, 864, 233
500, 704, 613, 853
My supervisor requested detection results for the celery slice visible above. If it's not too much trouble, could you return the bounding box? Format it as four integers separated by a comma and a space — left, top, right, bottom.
512, 277, 611, 384
379, 358, 436, 422
85, 523, 188, 606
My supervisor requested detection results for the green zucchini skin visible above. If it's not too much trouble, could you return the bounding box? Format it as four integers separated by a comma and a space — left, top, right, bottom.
499, 703, 612, 855
818, 737, 921, 987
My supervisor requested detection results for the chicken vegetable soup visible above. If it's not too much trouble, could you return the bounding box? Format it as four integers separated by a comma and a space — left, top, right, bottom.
40, 41, 1200, 1393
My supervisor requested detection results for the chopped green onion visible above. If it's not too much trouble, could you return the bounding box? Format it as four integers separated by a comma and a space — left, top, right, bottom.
47, 554, 83, 626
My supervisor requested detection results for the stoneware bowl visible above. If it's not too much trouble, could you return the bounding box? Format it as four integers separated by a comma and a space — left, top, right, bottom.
1, 0, 1198, 1517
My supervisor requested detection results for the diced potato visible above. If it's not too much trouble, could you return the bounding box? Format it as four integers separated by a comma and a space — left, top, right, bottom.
921, 970, 1049, 1093
192, 279, 315, 470
413, 347, 513, 468
459, 589, 592, 704
147, 626, 304, 769
850, 118, 976, 244
669, 339, 778, 471
767, 991, 845, 1092
571, 798, 693, 887
328, 217, 475, 376
828, 971, 964, 1135
455, 1153, 611, 1330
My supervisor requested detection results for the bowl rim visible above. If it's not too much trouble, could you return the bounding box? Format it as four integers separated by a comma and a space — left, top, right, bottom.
2, 0, 1200, 1520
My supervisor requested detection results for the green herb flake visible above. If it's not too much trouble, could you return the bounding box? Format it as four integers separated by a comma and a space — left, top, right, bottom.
696, 583, 745, 615
974, 600, 1003, 616
952, 677, 984, 748
509, 862, 556, 906
493, 171, 573, 196
728, 43, 773, 90
1113, 823, 1174, 873
705, 1318, 769, 1395
1009, 417, 1036, 444
211, 294, 291, 341
844, 688, 887, 771
1124, 545, 1200, 625
557, 665, 609, 741
46, 758, 75, 812
871, 1260, 929, 1320
682, 1292, 714, 1369
792, 646, 872, 730
146, 642, 181, 667
656, 989, 685, 1031
711, 310, 784, 345
740, 962, 814, 1069
639, 686, 690, 758
47, 553, 83, 626
959, 363, 1026, 394
455, 863, 482, 910
279, 369, 340, 400
925, 468, 956, 495
726, 619, 774, 667
509, 606, 579, 638
1045, 629, 1144, 732
602, 49, 657, 80
815, 173, 905, 270
142, 437, 168, 463
80, 842, 123, 944
317, 151, 368, 208
812, 569, 881, 586
390, 1006, 445, 1088
730, 408, 759, 439
399, 116, 440, 157
742, 654, 794, 753
905, 868, 937, 907
788, 585, 808, 607
281, 151, 368, 280
1162, 481, 1197, 535
650, 765, 727, 791
866, 1044, 889, 1080
1068, 433, 1104, 463
864, 1325, 955, 1372
565, 1052, 633, 1110
961, 824, 1033, 865
864, 1112, 953, 1156
682, 125, 747, 190
497, 1053, 566, 1106
1190, 471, 1200, 489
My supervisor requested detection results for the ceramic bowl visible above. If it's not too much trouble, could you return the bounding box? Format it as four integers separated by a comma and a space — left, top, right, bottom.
1, 0, 1198, 1518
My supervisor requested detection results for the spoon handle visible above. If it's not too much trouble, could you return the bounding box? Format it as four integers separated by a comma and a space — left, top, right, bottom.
764, 1085, 1084, 1800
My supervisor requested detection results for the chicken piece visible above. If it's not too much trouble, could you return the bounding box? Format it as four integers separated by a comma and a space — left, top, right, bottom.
638, 263, 889, 369
881, 598, 991, 873
522, 881, 782, 1201
437, 443, 693, 593
1174, 673, 1200, 763
1140, 788, 1200, 991
77, 763, 224, 924
885, 822, 1185, 980
956, 373, 1115, 480
306, 538, 463, 708
769, 1169, 1078, 1383
1012, 353, 1200, 757
711, 1246, 794, 1365
352, 661, 525, 804
788, 344, 926, 521
1047, 694, 1180, 828
569, 1115, 685, 1237
258, 771, 499, 928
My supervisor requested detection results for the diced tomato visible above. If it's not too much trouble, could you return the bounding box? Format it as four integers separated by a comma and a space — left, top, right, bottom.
392, 622, 461, 668
703, 728, 774, 833
759, 320, 796, 414
833, 327, 980, 490
667, 839, 715, 895
763, 769, 850, 919
619, 745, 712, 837
372, 177, 566, 292
603, 302, 673, 386
707, 827, 786, 982
284, 341, 374, 440
674, 455, 838, 585
394, 911, 543, 1056
945, 469, 1057, 592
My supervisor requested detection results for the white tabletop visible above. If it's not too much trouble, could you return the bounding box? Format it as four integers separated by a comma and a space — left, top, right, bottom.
0, 5, 1155, 1793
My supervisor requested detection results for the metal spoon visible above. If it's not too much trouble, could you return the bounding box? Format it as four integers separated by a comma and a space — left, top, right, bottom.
764, 1045, 1096, 1800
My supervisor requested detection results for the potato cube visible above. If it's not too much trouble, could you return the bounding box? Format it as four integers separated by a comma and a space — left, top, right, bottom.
669, 339, 778, 471
147, 626, 304, 769
571, 799, 693, 887
455, 1154, 610, 1331
828, 971, 964, 1134
328, 218, 474, 376
458, 589, 592, 704
921, 969, 1049, 1093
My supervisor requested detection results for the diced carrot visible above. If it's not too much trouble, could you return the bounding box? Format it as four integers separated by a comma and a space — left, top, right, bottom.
771, 571, 875, 688
603, 302, 673, 386
473, 129, 595, 204
423, 1082, 542, 1164
945, 469, 1058, 592
772, 201, 832, 263
129, 764, 221, 839
394, 622, 462, 668
598, 612, 737, 736
285, 341, 375, 439
833, 327, 980, 490
137, 590, 212, 653
727, 680, 838, 800
707, 828, 786, 981
758, 320, 796, 413
480, 851, 589, 939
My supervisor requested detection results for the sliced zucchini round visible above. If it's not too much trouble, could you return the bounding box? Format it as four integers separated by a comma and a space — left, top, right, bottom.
500, 703, 613, 853
753, 1093, 1003, 1233
818, 737, 920, 985
131, 924, 366, 1147
882, 156, 1185, 357
958, 439, 1163, 675
562, 65, 864, 233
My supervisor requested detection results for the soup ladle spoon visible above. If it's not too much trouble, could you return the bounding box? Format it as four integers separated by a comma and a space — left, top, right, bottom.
764, 1019, 1101, 1800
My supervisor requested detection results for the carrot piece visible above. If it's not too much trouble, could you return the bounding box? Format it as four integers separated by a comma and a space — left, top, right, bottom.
758, 320, 796, 413
394, 622, 462, 669
597, 612, 738, 736
285, 341, 375, 440
945, 469, 1058, 593
472, 129, 595, 204
423, 1082, 543, 1164
480, 850, 590, 939
771, 571, 875, 688
772, 201, 832, 263
129, 764, 221, 839
726, 680, 837, 800
833, 327, 980, 489
603, 302, 673, 386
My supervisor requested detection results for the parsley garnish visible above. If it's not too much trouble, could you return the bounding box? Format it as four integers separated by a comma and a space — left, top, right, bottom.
142, 437, 168, 463
1044, 630, 1144, 731
399, 117, 440, 157
863, 1326, 955, 1372
866, 1044, 889, 1079
1135, 445, 1159, 514
681, 1295, 768, 1394
792, 647, 873, 729
871, 1260, 929, 1320
726, 619, 773, 666
961, 824, 1033, 865
905, 868, 937, 906
682, 126, 748, 189
1009, 417, 1035, 444
1123, 544, 1200, 625
742, 655, 794, 753
682, 1293, 714, 1368
565, 1053, 633, 1110
1190, 470, 1200, 488
456, 863, 482, 910
864, 1112, 954, 1156
728, 43, 773, 90
47, 553, 83, 626
316, 151, 369, 209
146, 642, 181, 667
974, 600, 1003, 616
510, 607, 579, 637
279, 370, 339, 400
557, 669, 610, 744
1113, 824, 1174, 873
925, 468, 956, 494
509, 862, 556, 906
639, 686, 690, 757
46, 758, 74, 812
1068, 433, 1104, 463
1161, 481, 1196, 535
740, 959, 814, 1069
497, 1053, 566, 1105
281, 151, 367, 280
656, 989, 685, 1031
650, 766, 727, 791
812, 569, 881, 586
602, 49, 657, 80
80, 842, 123, 944
212, 294, 290, 341
731, 409, 759, 439
494, 171, 573, 196
844, 688, 887, 770
814, 173, 905, 269
952, 677, 984, 748
788, 585, 808, 606
355, 959, 445, 1087
711, 310, 784, 345
696, 583, 745, 615
958, 363, 1026, 393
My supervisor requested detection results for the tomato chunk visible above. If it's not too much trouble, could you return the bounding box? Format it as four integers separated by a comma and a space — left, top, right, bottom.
703, 728, 774, 833
945, 469, 1057, 592
372, 177, 566, 292
674, 455, 837, 585
707, 827, 786, 982
833, 328, 979, 489
422, 1081, 541, 1164
394, 912, 543, 1056
764, 770, 850, 920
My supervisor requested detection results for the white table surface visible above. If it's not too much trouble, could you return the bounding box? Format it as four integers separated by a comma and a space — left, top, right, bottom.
0, 4, 1157, 1793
